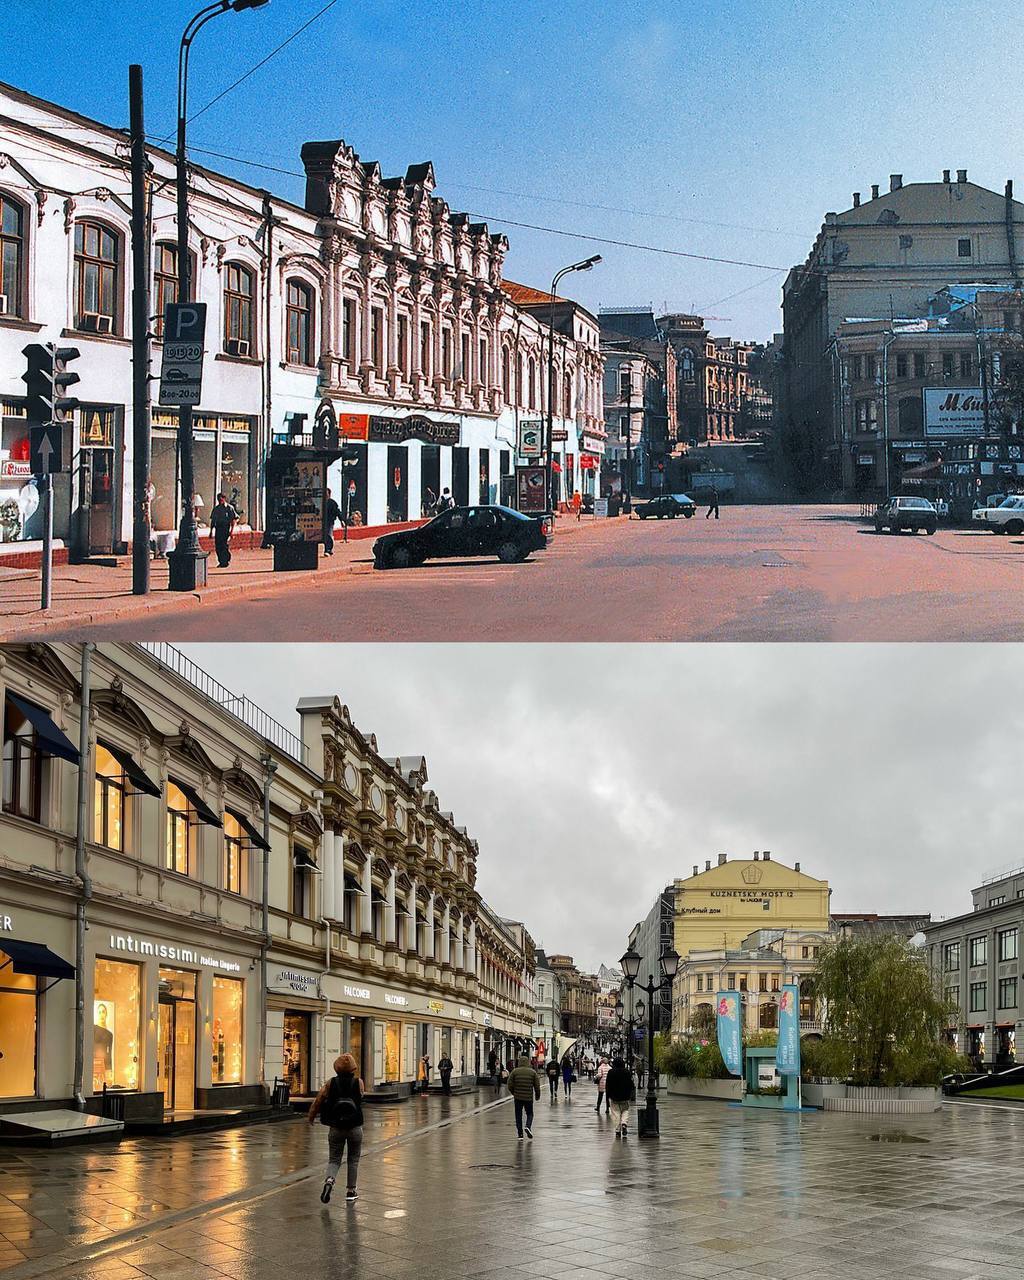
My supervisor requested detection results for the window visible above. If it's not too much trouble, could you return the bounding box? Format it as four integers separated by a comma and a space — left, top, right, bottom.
538, 982, 545, 999
528, 356, 537, 409
223, 812, 244, 894
944, 942, 960, 972
502, 347, 511, 401
942, 353, 955, 378
738, 975, 748, 992
165, 782, 192, 875
851, 355, 863, 380
94, 745, 127, 852
442, 328, 452, 379
398, 314, 410, 376
944, 984, 959, 1007
292, 856, 308, 918
813, 946, 820, 958
0, 952, 36, 1099
2, 696, 43, 821
0, 193, 25, 318
969, 936, 987, 967
696, 974, 704, 992
706, 972, 714, 991
990, 895, 1006, 907
371, 308, 384, 374
913, 353, 925, 378
969, 981, 986, 1013
153, 243, 195, 338
223, 262, 254, 353
285, 279, 314, 365
420, 320, 432, 380
479, 338, 488, 388
92, 958, 141, 1093
999, 927, 1018, 961
960, 353, 973, 379
759, 973, 768, 992
727, 972, 736, 990
865, 355, 877, 380
342, 298, 357, 365
999, 977, 1018, 1010
802, 946, 810, 959
564, 372, 573, 418
855, 399, 878, 432
896, 354, 908, 378
74, 220, 120, 331
460, 332, 471, 382
211, 976, 243, 1084
771, 974, 780, 992
958, 238, 972, 258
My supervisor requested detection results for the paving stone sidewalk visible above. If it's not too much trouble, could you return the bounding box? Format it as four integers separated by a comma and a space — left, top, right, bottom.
8, 1090, 1024, 1280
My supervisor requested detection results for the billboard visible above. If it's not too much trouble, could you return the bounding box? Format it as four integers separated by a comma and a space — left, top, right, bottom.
923, 388, 985, 438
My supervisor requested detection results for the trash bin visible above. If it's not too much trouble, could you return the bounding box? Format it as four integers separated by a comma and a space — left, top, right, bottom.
272, 1079, 290, 1108
100, 1086, 126, 1121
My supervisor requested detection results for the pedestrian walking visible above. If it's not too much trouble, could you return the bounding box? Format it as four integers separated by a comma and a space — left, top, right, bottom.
594, 1056, 610, 1114
562, 1056, 575, 1100
309, 1052, 364, 1204
417, 1052, 431, 1094
545, 1057, 560, 1101
438, 1053, 454, 1094
605, 1056, 634, 1137
438, 486, 455, 511
423, 486, 437, 516
494, 1059, 508, 1096
322, 488, 342, 556
635, 1060, 646, 1091
209, 492, 237, 568
705, 486, 720, 519
571, 490, 582, 521
507, 1054, 541, 1140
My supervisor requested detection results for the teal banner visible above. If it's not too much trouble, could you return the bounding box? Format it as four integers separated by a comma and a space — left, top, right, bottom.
776, 983, 801, 1076
716, 990, 742, 1077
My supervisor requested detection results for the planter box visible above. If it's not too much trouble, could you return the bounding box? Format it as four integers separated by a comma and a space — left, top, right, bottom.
821, 1084, 942, 1114
666, 1076, 742, 1102
800, 1081, 849, 1109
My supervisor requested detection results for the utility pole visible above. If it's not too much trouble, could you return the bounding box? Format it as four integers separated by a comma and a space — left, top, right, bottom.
623, 366, 634, 513
129, 64, 151, 595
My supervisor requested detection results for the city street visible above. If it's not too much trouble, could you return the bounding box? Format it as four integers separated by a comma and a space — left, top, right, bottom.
1, 1092, 1022, 1280
30, 505, 1024, 643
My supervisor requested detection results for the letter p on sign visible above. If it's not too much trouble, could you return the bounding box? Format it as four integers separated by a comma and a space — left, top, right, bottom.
165, 301, 207, 344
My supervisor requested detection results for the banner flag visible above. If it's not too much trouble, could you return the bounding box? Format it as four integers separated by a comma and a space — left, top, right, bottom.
776, 984, 801, 1076
716, 991, 743, 1077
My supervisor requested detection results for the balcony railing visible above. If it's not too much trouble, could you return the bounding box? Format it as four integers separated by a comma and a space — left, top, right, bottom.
139, 643, 308, 765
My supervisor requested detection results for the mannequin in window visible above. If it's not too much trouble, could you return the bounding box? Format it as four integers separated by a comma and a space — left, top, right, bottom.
93, 1002, 114, 1086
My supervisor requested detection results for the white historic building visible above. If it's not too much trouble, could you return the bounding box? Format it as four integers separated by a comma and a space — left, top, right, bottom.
0, 79, 604, 558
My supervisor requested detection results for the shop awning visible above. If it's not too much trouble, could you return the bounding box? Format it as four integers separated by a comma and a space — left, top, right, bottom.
104, 743, 161, 797
0, 939, 75, 981
179, 782, 222, 828
7, 694, 79, 764
229, 809, 271, 852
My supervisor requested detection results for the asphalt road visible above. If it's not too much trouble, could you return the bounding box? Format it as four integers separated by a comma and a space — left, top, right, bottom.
55, 504, 1024, 642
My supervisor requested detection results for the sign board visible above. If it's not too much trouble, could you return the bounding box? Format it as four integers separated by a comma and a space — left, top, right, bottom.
338, 412, 370, 441
29, 424, 63, 475
267, 965, 320, 998
518, 419, 543, 458
580, 454, 598, 471
593, 497, 609, 517
368, 415, 459, 446
551, 428, 568, 443
516, 465, 547, 513
0, 459, 32, 482
158, 302, 207, 406
923, 388, 985, 438
265, 456, 325, 547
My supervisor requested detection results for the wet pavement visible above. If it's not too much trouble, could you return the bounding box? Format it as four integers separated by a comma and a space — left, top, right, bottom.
5, 1087, 1024, 1280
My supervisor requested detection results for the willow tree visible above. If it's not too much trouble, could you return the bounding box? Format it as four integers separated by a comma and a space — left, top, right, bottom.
813, 936, 952, 1087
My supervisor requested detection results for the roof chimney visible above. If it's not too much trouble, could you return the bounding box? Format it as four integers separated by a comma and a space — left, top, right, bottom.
1007, 180, 1014, 200
871, 184, 880, 200
753, 851, 760, 861
794, 861, 800, 872
718, 853, 727, 866
957, 169, 967, 183
763, 851, 771, 861
943, 169, 951, 183
705, 860, 711, 872
692, 865, 699, 878
889, 173, 902, 192
852, 192, 860, 208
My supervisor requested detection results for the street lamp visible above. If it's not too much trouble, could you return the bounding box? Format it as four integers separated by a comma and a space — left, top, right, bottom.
168, 0, 270, 592
620, 946, 679, 1138
545, 255, 601, 516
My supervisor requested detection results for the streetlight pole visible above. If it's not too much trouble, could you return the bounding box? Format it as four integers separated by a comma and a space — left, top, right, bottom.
623, 366, 634, 513
168, 0, 270, 592
546, 255, 601, 517
620, 945, 679, 1139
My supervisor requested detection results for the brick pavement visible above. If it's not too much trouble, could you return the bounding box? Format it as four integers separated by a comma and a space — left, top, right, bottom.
6, 1088, 1024, 1280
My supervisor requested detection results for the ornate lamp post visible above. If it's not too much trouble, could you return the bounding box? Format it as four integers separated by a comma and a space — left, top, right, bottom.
620, 944, 680, 1138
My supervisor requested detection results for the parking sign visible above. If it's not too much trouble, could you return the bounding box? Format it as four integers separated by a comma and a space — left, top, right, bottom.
159, 303, 207, 405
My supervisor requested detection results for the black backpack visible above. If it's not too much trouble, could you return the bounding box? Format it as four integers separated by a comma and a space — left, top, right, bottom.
319, 1073, 360, 1127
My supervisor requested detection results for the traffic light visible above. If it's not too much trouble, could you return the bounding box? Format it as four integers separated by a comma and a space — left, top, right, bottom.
22, 342, 80, 426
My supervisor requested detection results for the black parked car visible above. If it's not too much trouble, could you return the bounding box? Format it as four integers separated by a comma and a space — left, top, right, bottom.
636, 493, 696, 520
373, 505, 549, 569
873, 496, 938, 535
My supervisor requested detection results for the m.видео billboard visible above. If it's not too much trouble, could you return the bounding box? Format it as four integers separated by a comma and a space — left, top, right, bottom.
923, 388, 985, 438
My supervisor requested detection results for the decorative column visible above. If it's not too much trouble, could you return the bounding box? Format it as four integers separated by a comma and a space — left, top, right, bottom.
468, 920, 477, 978
322, 825, 336, 922
441, 901, 451, 965
359, 854, 372, 935
408, 877, 419, 953
385, 866, 397, 945
455, 914, 465, 972
332, 830, 345, 921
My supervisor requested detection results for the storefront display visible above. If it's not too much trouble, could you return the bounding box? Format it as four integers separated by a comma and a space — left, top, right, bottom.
92, 957, 141, 1092
384, 1020, 402, 1082
283, 1011, 311, 1096
212, 975, 243, 1084
150, 411, 255, 532
0, 956, 36, 1098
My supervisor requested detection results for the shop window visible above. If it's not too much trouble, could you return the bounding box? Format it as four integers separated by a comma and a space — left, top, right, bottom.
285, 279, 314, 366
220, 432, 251, 520
74, 220, 120, 333
223, 811, 244, 894
94, 744, 128, 851
223, 262, 255, 356
283, 1012, 311, 1096
93, 958, 141, 1092
384, 1020, 401, 1082
0, 957, 36, 1098
0, 192, 26, 318
2, 695, 44, 821
211, 976, 243, 1085
165, 781, 193, 875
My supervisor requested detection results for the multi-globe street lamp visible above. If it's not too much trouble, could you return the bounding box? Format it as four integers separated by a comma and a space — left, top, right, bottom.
168, 0, 270, 591
620, 944, 680, 1138
544, 256, 601, 514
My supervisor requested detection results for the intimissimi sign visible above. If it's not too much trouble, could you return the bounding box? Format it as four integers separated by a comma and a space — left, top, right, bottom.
108, 933, 241, 973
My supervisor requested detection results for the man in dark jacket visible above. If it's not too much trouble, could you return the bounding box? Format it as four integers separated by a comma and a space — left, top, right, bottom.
438, 1053, 454, 1094
323, 488, 342, 555
209, 492, 237, 568
506, 1055, 541, 1139
605, 1056, 634, 1137
545, 1057, 560, 1101
705, 486, 720, 520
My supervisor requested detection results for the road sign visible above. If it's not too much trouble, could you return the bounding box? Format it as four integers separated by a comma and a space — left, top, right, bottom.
516, 465, 547, 513
159, 302, 207, 405
30, 424, 63, 475
518, 419, 543, 458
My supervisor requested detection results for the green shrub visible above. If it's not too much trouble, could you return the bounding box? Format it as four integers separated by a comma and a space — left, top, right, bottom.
689, 1040, 730, 1080
799, 1035, 853, 1081
655, 1038, 695, 1079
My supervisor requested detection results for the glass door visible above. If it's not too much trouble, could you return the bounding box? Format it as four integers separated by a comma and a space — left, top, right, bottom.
157, 968, 197, 1111
157, 1002, 174, 1108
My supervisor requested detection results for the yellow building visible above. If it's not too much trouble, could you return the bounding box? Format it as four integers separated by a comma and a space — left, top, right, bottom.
673, 852, 831, 959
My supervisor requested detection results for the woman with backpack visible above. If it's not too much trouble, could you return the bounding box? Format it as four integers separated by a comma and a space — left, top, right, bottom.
308, 1053, 364, 1204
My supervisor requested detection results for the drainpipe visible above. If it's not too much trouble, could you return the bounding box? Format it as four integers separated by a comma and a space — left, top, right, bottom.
72, 644, 93, 1109
258, 752, 277, 1097
1006, 181, 1021, 290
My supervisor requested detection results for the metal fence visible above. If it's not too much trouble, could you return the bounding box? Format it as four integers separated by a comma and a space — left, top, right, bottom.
139, 643, 307, 765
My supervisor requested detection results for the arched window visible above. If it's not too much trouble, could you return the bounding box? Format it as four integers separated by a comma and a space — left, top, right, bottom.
285, 278, 314, 365
528, 356, 537, 410
223, 262, 255, 355
563, 372, 573, 419
0, 193, 26, 318
517, 356, 526, 406
74, 220, 120, 332
153, 242, 196, 337
502, 347, 511, 403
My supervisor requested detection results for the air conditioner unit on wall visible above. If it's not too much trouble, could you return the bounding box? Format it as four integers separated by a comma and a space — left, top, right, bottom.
80, 311, 114, 334
225, 338, 251, 358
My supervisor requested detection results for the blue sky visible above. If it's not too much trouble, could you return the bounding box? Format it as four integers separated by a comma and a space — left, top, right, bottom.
5, 0, 1016, 340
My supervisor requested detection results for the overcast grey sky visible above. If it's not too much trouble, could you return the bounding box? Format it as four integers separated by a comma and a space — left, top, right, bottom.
178, 643, 1015, 971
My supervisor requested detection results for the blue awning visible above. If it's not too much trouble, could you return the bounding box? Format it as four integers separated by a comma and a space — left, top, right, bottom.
7, 694, 79, 764
0, 939, 75, 981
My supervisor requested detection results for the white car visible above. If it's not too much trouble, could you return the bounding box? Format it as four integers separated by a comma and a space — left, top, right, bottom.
972, 494, 1024, 535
